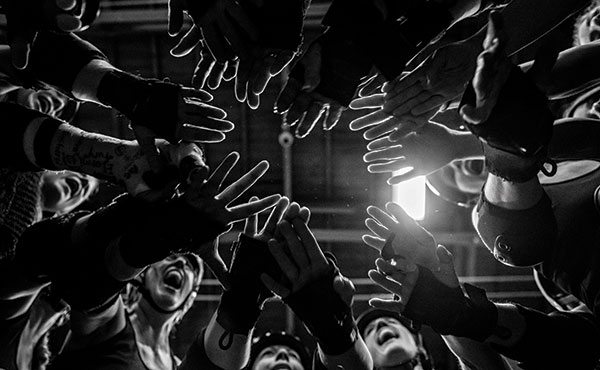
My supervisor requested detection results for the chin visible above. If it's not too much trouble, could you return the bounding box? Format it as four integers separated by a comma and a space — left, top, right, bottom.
379, 345, 415, 366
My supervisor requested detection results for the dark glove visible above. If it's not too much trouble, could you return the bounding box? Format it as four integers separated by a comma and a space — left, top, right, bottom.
96, 70, 183, 142
216, 234, 283, 334
460, 65, 556, 182
404, 265, 498, 341
284, 254, 358, 355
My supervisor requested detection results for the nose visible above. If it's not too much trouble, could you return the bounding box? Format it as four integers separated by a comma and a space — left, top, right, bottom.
275, 349, 290, 361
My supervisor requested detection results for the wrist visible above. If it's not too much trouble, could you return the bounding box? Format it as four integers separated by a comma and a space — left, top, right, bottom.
72, 60, 117, 103
284, 265, 358, 355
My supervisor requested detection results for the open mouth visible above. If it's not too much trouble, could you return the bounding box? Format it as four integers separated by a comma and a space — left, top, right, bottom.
163, 269, 184, 290
378, 328, 398, 346
272, 364, 292, 370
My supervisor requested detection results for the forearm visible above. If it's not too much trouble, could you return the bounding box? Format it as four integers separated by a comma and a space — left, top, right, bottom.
203, 311, 252, 369
46, 123, 137, 185
317, 337, 372, 370
482, 174, 543, 210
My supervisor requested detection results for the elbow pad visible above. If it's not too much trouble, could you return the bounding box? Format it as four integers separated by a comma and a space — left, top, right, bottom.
474, 191, 557, 267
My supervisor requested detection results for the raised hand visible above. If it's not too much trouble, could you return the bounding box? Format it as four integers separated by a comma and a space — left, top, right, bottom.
381, 38, 479, 123
243, 196, 291, 242
364, 203, 439, 271
363, 121, 465, 185
181, 152, 281, 228
367, 245, 458, 314
97, 73, 234, 145
169, 0, 304, 110
275, 40, 346, 138
169, 0, 257, 68
459, 11, 511, 125
261, 218, 330, 298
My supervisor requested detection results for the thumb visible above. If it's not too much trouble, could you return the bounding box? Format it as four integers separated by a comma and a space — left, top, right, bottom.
204, 248, 231, 291
434, 244, 459, 288
333, 275, 355, 306
526, 42, 559, 94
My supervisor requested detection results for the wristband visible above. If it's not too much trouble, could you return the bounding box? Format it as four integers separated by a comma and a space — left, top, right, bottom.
460, 65, 555, 181
96, 70, 181, 142
217, 235, 279, 334
404, 266, 498, 341
284, 256, 358, 355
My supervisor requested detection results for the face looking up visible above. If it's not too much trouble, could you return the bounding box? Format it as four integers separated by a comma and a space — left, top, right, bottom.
363, 316, 420, 368
142, 255, 200, 312
252, 345, 304, 370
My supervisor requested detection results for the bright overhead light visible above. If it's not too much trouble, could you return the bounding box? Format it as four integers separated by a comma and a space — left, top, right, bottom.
392, 170, 426, 221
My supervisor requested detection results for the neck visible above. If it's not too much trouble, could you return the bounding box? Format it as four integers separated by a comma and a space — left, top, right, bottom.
377, 360, 420, 370
131, 299, 176, 350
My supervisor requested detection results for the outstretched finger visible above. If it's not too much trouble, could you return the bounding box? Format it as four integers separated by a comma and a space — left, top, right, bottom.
228, 194, 281, 222
350, 94, 385, 110
261, 197, 290, 237
203, 151, 240, 194
368, 297, 405, 313
243, 196, 260, 235
366, 205, 397, 230
168, 0, 184, 36
170, 25, 202, 57
365, 218, 391, 239
349, 109, 391, 132
218, 160, 270, 204
362, 234, 386, 251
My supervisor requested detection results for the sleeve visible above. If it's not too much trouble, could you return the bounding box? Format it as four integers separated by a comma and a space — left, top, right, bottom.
25, 32, 108, 99
491, 305, 600, 369
178, 328, 226, 370
0, 102, 62, 172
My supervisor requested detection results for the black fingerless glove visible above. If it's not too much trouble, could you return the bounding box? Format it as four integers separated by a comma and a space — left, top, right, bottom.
404, 266, 498, 341
284, 254, 358, 355
96, 70, 182, 142
0, 102, 62, 171
216, 234, 283, 334
289, 29, 374, 106
243, 0, 307, 51
460, 65, 556, 182
118, 197, 227, 268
